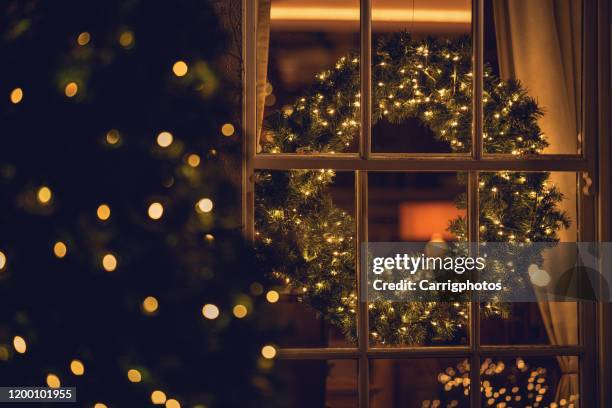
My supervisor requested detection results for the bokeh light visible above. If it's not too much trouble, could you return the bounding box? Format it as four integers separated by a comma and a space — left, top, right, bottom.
142, 296, 159, 314
13, 336, 26, 354
46, 373, 61, 388
148, 202, 164, 220
102, 254, 117, 272
53, 241, 67, 258
202, 304, 219, 320
265, 290, 279, 303
10, 88, 23, 104
119, 31, 134, 48
127, 368, 142, 383
64, 82, 78, 97
106, 129, 120, 145
196, 198, 213, 213
70, 359, 85, 375
221, 123, 235, 137
157, 131, 173, 147
97, 204, 111, 221
151, 390, 167, 404
187, 154, 200, 167
232, 304, 248, 318
261, 345, 277, 359
172, 61, 188, 77
77, 32, 90, 46
37, 186, 52, 204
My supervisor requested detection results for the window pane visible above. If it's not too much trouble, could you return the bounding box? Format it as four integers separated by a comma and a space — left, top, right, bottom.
370, 358, 471, 408
276, 359, 358, 408
258, 0, 360, 154
484, 0, 582, 155
368, 172, 468, 346
255, 170, 356, 347
479, 172, 578, 345
480, 356, 580, 407
371, 0, 472, 153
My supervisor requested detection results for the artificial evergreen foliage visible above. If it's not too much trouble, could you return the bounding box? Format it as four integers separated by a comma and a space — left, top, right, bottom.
0, 1, 280, 407
256, 33, 570, 346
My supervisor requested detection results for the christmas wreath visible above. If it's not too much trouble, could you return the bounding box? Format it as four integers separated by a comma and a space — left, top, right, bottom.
255, 33, 569, 345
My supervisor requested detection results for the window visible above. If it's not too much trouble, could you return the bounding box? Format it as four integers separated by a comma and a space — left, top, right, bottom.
243, 0, 610, 406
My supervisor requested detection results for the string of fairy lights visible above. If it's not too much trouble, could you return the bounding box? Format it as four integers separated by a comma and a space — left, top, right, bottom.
1, 28, 278, 408
256, 33, 569, 345
422, 358, 579, 407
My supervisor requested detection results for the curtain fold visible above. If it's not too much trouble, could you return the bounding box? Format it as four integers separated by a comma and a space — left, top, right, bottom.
256, 0, 271, 153
493, 0, 581, 402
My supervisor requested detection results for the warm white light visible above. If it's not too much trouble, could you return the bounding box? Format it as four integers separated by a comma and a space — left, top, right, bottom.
270, 6, 471, 24
53, 242, 67, 258
196, 198, 213, 213
157, 131, 173, 147
10, 88, 23, 104
202, 304, 219, 319
261, 345, 277, 359
70, 359, 85, 375
148, 202, 164, 220
102, 254, 117, 272
172, 61, 188, 77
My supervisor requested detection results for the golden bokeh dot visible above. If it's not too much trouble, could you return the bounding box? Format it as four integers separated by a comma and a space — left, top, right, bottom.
172, 61, 188, 77
102, 253, 117, 272
53, 241, 67, 258
221, 123, 235, 137
97, 204, 111, 221
187, 154, 200, 167
148, 202, 164, 220
70, 359, 85, 376
142, 296, 159, 313
0, 251, 6, 270
93, 404, 108, 408
64, 82, 78, 97
151, 390, 167, 405
202, 304, 219, 320
13, 336, 27, 354
10, 87, 23, 104
127, 368, 142, 383
232, 304, 248, 318
46, 373, 61, 388
106, 129, 120, 145
261, 345, 277, 359
119, 31, 134, 48
157, 131, 173, 147
165, 399, 181, 408
37, 186, 52, 204
204, 234, 214, 242
196, 198, 213, 213
77, 32, 90, 46
265, 290, 279, 303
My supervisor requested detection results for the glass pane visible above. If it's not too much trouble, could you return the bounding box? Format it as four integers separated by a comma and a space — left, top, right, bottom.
480, 356, 580, 407
258, 0, 360, 154
479, 172, 578, 345
484, 0, 582, 155
371, 0, 473, 153
368, 172, 468, 346
255, 170, 356, 347
276, 359, 358, 408
370, 359, 470, 408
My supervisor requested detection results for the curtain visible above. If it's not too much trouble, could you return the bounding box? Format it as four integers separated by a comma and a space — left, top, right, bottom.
256, 0, 271, 153
493, 0, 581, 401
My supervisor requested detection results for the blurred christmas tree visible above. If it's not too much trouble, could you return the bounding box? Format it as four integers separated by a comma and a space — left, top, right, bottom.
0, 1, 280, 407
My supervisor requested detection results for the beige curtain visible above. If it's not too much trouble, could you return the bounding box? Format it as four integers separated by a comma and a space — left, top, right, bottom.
256, 0, 271, 153
493, 0, 581, 401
